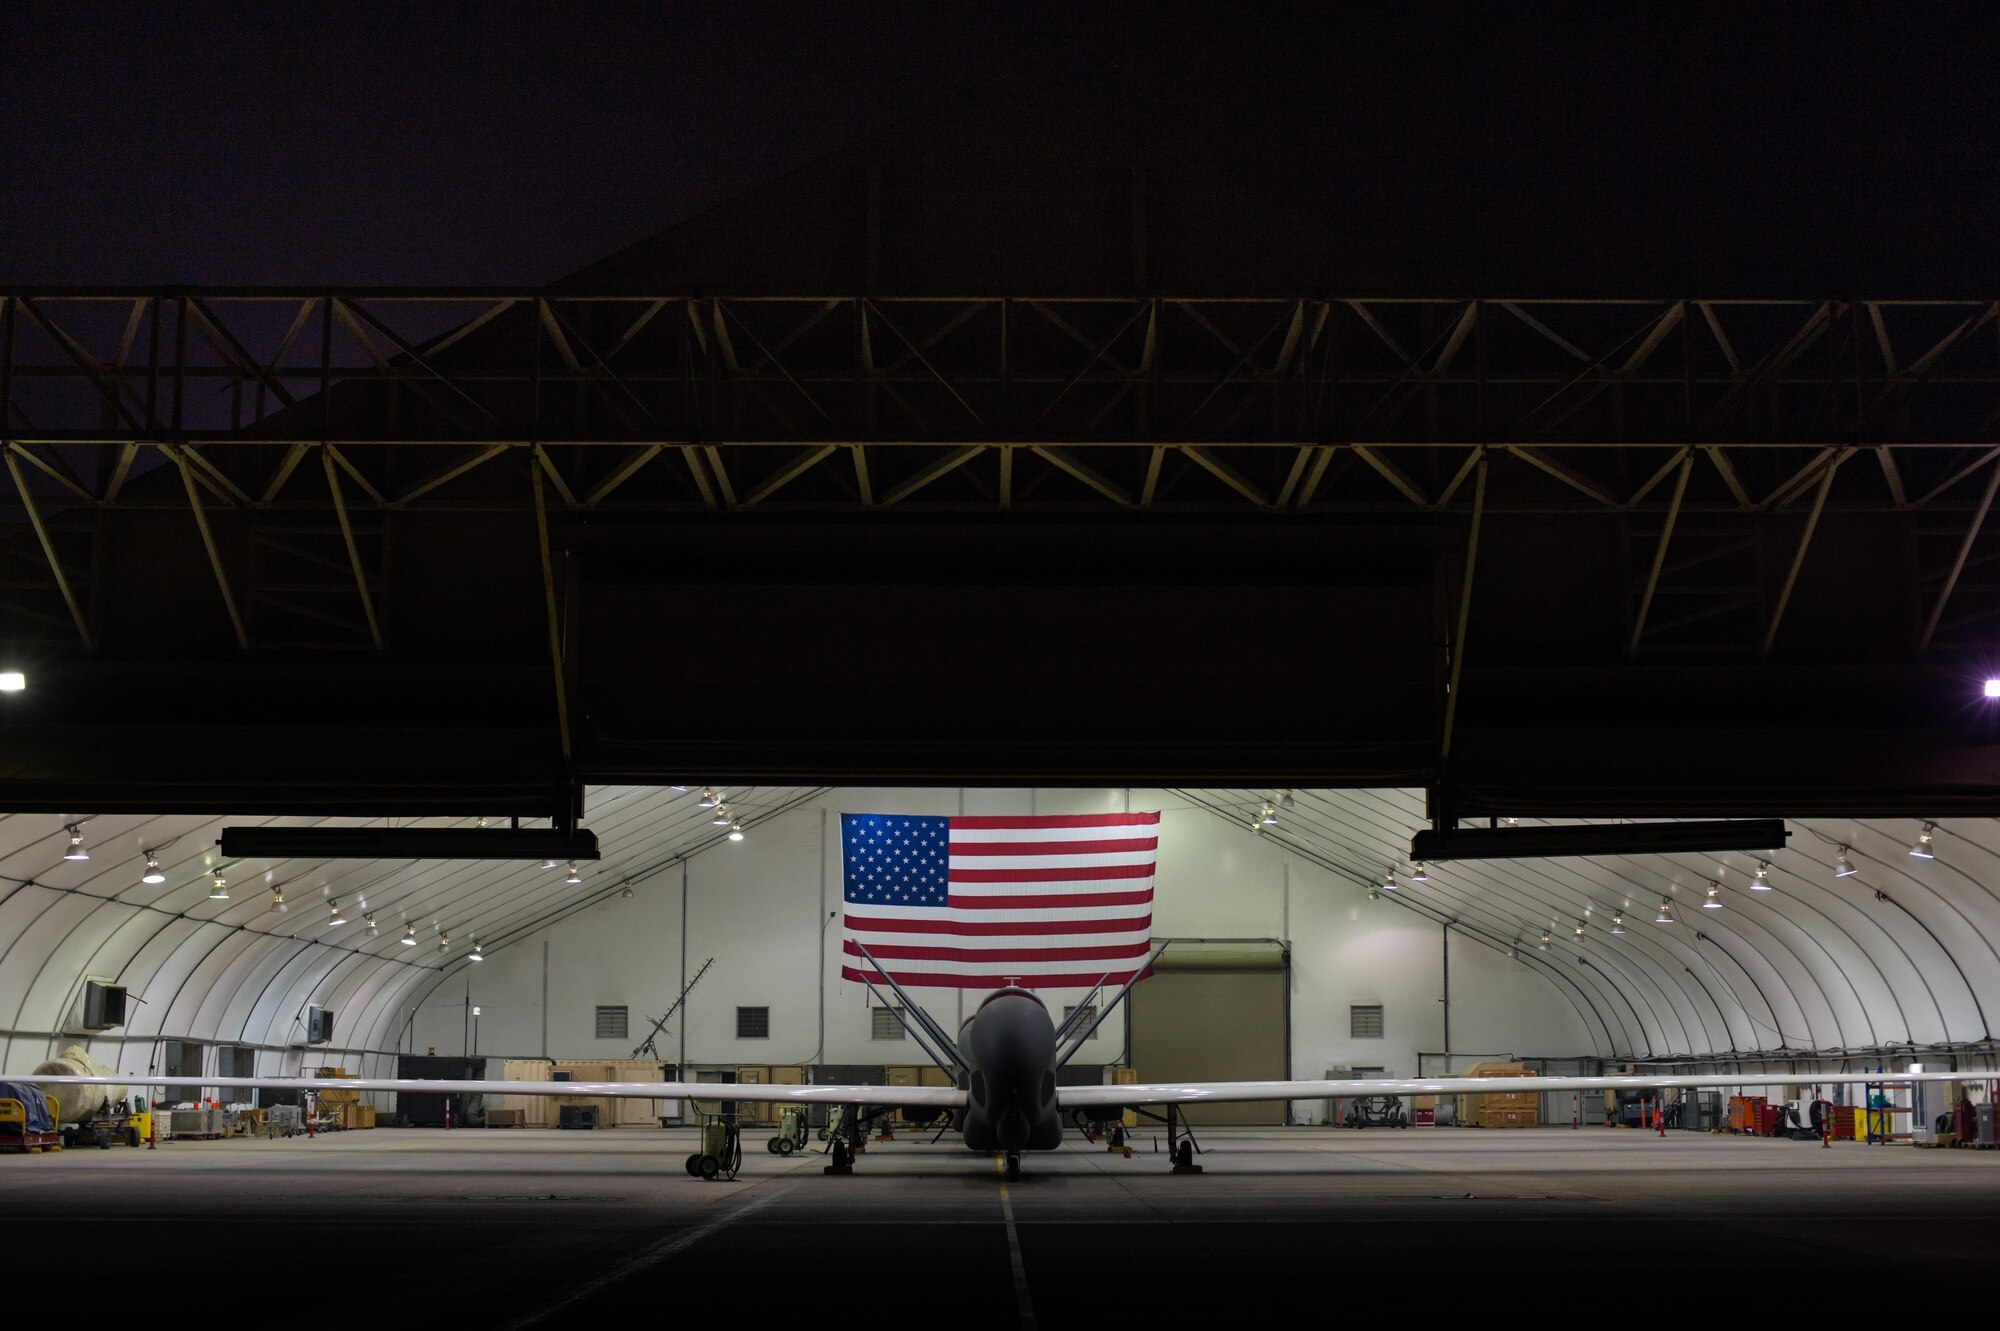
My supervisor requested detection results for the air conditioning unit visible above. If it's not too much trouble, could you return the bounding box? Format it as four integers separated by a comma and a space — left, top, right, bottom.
304, 1006, 334, 1045
75, 980, 128, 1032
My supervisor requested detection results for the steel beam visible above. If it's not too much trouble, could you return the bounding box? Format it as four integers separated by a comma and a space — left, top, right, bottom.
168, 443, 249, 650
1628, 451, 1693, 653
1919, 457, 2000, 652
1761, 448, 1848, 656
322, 446, 384, 652
3, 447, 92, 649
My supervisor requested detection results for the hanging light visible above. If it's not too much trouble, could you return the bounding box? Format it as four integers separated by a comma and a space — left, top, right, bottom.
1381, 871, 1399, 892
0, 671, 24, 691
1610, 912, 1627, 935
697, 788, 719, 809
1366, 885, 1381, 901
1277, 790, 1295, 809
727, 820, 744, 842
364, 914, 379, 938
1835, 847, 1857, 877
62, 825, 88, 861
1573, 920, 1586, 939
400, 924, 418, 946
1537, 930, 1551, 950
468, 940, 483, 962
620, 882, 635, 900
1410, 862, 1430, 883
207, 873, 230, 901
1910, 824, 1937, 859
711, 804, 732, 827
564, 862, 583, 885
542, 858, 559, 870
141, 853, 166, 886
1655, 900, 1675, 924
327, 899, 346, 926
270, 884, 286, 912
1751, 862, 1772, 891
437, 933, 450, 953
1702, 881, 1723, 910
1259, 802, 1277, 826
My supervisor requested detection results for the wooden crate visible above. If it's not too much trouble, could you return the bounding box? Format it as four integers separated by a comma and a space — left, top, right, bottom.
486, 1108, 525, 1128
340, 1103, 375, 1130
1479, 1107, 1537, 1129
314, 1067, 360, 1104
607, 1059, 668, 1127
735, 1066, 771, 1125
1113, 1068, 1139, 1128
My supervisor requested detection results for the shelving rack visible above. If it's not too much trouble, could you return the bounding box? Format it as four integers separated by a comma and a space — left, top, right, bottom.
1862, 1067, 1913, 1145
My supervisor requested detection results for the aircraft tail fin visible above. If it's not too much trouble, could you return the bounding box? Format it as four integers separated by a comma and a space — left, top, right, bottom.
1056, 939, 1169, 1067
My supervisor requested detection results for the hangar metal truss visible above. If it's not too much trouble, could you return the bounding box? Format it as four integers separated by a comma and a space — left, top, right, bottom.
4, 290, 1998, 658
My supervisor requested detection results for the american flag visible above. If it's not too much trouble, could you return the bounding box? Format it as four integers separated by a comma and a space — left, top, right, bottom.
840, 811, 1159, 989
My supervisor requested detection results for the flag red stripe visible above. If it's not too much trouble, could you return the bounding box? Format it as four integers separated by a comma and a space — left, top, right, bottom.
949, 862, 1154, 883
947, 814, 1160, 829
843, 939, 1153, 963
843, 965, 1149, 989
841, 913, 1152, 936
948, 837, 1158, 856
946, 890, 1154, 910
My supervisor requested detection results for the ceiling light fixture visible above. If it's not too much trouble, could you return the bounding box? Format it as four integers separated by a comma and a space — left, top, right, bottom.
1835, 847, 1858, 877
1573, 920, 1586, 939
272, 885, 288, 913
1656, 900, 1675, 924
400, 924, 417, 946
564, 862, 583, 885
0, 671, 24, 691
698, 788, 718, 809
1381, 871, 1399, 892
62, 825, 88, 861
727, 820, 744, 842
620, 882, 635, 900
1366, 885, 1381, 901
1537, 930, 1551, 950
207, 874, 230, 901
141, 853, 166, 885
1410, 862, 1430, 883
1911, 824, 1937, 859
711, 805, 731, 827
1986, 679, 2000, 699
437, 933, 450, 953
1277, 790, 1295, 809
1751, 862, 1772, 890
1703, 882, 1723, 910
543, 858, 559, 870
1259, 802, 1277, 826
328, 899, 346, 926
468, 940, 483, 962
364, 914, 379, 938
1610, 913, 1627, 935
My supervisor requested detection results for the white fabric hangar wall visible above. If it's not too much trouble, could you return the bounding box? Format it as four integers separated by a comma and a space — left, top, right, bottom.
405, 788, 1594, 1113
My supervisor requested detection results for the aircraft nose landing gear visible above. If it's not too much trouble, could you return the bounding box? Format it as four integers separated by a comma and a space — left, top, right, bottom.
1004, 1150, 1021, 1181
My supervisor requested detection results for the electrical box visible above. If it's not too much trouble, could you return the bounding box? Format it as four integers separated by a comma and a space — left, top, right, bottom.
75, 980, 127, 1031
304, 1006, 334, 1044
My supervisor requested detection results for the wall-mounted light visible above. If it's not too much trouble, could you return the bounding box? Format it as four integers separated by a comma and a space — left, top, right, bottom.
141, 853, 166, 886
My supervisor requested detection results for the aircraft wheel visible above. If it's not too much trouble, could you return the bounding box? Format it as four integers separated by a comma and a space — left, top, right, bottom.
1004, 1151, 1021, 1181
684, 1153, 702, 1177
1173, 1141, 1194, 1168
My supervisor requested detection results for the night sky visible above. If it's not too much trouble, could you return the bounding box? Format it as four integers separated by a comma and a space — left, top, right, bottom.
2, 2, 1995, 292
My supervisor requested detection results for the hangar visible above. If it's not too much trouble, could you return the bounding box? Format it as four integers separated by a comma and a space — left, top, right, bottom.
4, 85, 2000, 1316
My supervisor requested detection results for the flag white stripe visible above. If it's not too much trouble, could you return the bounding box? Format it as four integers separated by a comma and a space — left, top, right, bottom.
948, 850, 1160, 871
843, 928, 1153, 951
845, 956, 1147, 977
845, 904, 1150, 925
946, 880, 1156, 898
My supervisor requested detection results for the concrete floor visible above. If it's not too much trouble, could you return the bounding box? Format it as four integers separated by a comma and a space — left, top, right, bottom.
5, 1126, 1994, 1322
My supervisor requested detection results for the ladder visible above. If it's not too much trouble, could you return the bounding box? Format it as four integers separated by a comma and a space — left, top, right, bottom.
633, 958, 714, 1061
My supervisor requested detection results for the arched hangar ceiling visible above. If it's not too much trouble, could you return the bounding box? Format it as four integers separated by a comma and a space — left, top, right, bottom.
2, 788, 1996, 1076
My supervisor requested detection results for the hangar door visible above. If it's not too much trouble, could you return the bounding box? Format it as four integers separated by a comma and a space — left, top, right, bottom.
1130, 941, 1288, 1126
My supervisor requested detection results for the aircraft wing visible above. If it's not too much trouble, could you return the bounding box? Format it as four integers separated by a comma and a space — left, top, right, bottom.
22, 1072, 966, 1110
1058, 1067, 1996, 1110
